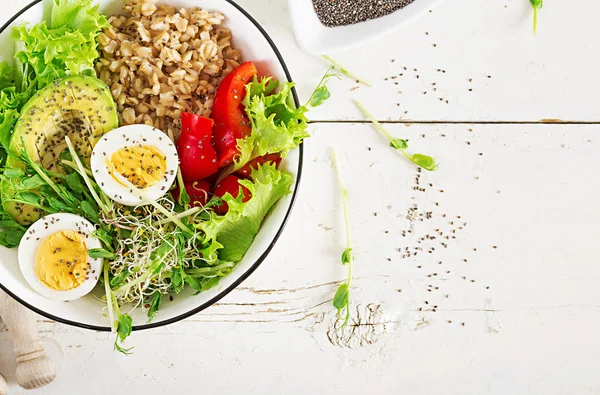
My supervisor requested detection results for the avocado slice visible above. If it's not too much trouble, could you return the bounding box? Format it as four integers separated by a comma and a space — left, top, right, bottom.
3, 75, 118, 224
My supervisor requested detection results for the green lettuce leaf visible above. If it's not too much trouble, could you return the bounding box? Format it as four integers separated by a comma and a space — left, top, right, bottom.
0, 230, 25, 248
195, 163, 293, 262
233, 78, 309, 171
0, 0, 108, 158
0, 63, 34, 153
241, 76, 279, 109
51, 0, 108, 39
12, 0, 108, 90
0, 108, 19, 152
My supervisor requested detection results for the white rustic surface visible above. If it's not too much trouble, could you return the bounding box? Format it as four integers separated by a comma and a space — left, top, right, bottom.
2, 0, 600, 394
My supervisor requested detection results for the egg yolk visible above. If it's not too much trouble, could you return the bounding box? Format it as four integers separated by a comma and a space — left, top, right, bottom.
34, 230, 89, 291
108, 145, 167, 189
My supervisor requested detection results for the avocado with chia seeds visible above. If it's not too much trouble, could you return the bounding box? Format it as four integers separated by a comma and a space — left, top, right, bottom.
3, 75, 118, 224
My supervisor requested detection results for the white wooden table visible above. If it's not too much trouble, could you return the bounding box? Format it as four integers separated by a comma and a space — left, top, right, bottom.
3, 0, 600, 394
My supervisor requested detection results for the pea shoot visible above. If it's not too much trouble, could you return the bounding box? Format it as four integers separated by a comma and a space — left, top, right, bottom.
323, 55, 373, 87
331, 149, 353, 329
306, 66, 341, 108
354, 100, 438, 171
530, 0, 542, 34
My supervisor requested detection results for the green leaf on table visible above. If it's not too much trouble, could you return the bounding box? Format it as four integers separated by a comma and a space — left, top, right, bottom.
322, 55, 372, 87
333, 283, 349, 311
306, 66, 340, 108
308, 87, 330, 108
341, 248, 352, 265
409, 153, 438, 171
114, 313, 133, 355
355, 100, 438, 171
331, 150, 353, 330
530, 0, 543, 34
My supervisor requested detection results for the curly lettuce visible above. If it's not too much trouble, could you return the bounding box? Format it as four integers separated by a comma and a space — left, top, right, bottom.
195, 163, 293, 262
12, 0, 109, 90
0, 63, 34, 160
0, 0, 107, 159
0, 0, 108, 242
233, 77, 310, 171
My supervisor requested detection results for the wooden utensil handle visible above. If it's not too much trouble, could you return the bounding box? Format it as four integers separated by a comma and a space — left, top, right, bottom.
0, 289, 55, 389
0, 372, 7, 395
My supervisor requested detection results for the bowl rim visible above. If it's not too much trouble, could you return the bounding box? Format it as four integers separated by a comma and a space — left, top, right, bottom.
0, 0, 303, 332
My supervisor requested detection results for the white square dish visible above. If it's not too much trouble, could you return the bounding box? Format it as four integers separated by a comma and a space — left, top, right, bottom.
288, 0, 443, 54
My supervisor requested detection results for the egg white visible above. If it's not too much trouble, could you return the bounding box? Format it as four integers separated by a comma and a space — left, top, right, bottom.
18, 213, 103, 301
90, 125, 179, 206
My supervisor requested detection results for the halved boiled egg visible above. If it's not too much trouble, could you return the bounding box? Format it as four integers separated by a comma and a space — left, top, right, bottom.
18, 213, 103, 301
90, 125, 179, 206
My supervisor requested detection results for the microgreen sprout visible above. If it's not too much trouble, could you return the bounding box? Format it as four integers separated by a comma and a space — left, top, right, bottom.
306, 66, 341, 108
111, 290, 133, 355
354, 100, 438, 171
108, 168, 194, 235
331, 149, 353, 329
186, 261, 235, 277
64, 136, 111, 214
106, 199, 206, 306
103, 261, 116, 333
323, 55, 373, 87
530, 0, 542, 34
153, 206, 201, 226
60, 159, 94, 178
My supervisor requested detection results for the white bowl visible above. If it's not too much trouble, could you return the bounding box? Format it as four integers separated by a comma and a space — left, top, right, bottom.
0, 0, 302, 331
288, 0, 443, 54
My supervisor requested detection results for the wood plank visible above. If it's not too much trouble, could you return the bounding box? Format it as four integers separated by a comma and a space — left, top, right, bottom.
2, 123, 598, 394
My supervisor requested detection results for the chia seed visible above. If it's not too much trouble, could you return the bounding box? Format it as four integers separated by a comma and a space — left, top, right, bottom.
313, 0, 416, 27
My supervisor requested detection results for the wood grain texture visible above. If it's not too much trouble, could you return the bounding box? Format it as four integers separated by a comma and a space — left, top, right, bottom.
233, 0, 600, 123
2, 123, 599, 394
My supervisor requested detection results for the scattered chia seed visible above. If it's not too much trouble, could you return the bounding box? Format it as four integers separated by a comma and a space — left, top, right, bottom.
313, 0, 416, 27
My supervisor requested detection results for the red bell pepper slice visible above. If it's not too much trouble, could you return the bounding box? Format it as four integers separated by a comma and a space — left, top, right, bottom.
177, 112, 218, 182
212, 61, 258, 168
213, 175, 251, 215
235, 153, 282, 179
